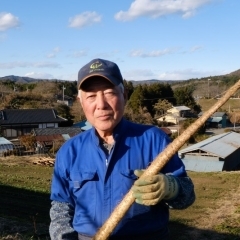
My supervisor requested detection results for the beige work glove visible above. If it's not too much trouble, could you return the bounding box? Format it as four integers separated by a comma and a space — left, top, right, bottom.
132, 170, 179, 206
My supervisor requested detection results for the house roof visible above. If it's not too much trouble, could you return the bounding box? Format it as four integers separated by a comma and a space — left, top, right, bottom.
198, 111, 227, 117
208, 117, 222, 123
179, 131, 240, 158
0, 109, 67, 124
34, 127, 82, 145
32, 127, 82, 137
0, 137, 14, 152
0, 137, 13, 145
171, 106, 190, 111
35, 134, 64, 143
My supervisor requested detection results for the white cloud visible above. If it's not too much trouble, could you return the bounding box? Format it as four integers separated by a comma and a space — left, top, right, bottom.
25, 72, 54, 79
0, 12, 20, 31
124, 68, 225, 81
130, 48, 177, 57
53, 47, 60, 52
47, 47, 61, 58
0, 61, 61, 69
47, 53, 56, 58
123, 69, 155, 80
190, 45, 203, 52
68, 12, 102, 28
115, 0, 214, 21
67, 50, 88, 58
57, 73, 77, 81
158, 68, 221, 80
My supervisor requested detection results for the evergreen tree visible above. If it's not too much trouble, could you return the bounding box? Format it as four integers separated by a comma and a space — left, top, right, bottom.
174, 85, 201, 114
123, 80, 134, 99
127, 85, 145, 113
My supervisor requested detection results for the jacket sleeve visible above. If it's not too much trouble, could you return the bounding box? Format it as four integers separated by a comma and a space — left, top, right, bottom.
49, 200, 78, 240
166, 176, 195, 209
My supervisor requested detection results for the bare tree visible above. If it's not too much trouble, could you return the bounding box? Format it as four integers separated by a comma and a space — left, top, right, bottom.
153, 99, 172, 117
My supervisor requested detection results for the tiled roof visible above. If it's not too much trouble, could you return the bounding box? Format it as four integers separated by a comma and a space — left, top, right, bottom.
35, 134, 64, 142
0, 109, 67, 124
32, 127, 82, 136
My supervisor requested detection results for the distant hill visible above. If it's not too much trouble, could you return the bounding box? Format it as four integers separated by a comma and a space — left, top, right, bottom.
0, 75, 40, 84
0, 75, 68, 84
1, 68, 240, 85
228, 69, 240, 77
128, 79, 181, 86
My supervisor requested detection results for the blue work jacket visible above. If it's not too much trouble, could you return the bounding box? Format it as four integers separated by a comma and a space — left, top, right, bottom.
50, 118, 187, 237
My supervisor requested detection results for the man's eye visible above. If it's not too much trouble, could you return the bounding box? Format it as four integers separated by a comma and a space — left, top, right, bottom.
86, 95, 96, 99
105, 91, 116, 97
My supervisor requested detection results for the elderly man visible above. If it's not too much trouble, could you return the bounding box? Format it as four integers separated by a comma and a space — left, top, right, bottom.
49, 58, 195, 240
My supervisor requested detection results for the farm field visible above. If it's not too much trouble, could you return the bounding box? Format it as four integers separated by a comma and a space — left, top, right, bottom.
198, 98, 240, 112
0, 155, 239, 240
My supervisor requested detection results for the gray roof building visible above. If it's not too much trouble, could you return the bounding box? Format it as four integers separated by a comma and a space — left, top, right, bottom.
0, 109, 68, 139
179, 131, 240, 172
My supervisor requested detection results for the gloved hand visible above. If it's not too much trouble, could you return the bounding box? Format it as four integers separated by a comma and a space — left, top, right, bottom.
132, 170, 179, 206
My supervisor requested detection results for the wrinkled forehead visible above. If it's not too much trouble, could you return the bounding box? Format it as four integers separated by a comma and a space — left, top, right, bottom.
80, 76, 115, 92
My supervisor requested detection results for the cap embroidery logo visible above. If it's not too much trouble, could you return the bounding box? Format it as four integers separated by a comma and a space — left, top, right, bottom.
90, 62, 102, 69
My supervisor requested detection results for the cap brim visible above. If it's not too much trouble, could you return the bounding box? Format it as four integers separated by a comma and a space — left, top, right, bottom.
78, 74, 117, 89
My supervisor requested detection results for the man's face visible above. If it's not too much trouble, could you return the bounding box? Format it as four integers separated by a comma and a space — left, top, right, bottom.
79, 78, 126, 136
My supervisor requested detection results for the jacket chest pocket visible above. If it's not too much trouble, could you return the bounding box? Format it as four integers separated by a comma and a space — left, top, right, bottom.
69, 171, 98, 223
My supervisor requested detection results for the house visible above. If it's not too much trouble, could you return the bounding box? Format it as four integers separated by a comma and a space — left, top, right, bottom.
157, 106, 194, 124
0, 137, 14, 156
0, 109, 68, 139
56, 95, 73, 107
179, 131, 240, 172
32, 127, 82, 153
198, 111, 228, 128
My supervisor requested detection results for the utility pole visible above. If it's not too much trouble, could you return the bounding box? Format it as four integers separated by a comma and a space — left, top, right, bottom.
217, 80, 221, 98
62, 85, 66, 101
208, 79, 211, 99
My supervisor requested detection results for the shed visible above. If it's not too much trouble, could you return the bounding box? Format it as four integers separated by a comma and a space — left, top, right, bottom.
32, 127, 82, 151
198, 111, 228, 128
179, 131, 240, 172
0, 137, 14, 156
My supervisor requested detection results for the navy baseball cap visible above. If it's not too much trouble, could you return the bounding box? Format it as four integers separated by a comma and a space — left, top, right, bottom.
77, 58, 124, 89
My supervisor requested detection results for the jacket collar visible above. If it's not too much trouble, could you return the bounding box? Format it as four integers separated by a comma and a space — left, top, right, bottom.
90, 118, 127, 146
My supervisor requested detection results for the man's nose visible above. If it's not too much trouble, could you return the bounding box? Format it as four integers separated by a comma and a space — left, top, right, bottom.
96, 94, 108, 109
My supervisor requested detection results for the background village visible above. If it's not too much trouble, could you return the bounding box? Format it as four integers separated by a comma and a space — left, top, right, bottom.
1, 71, 240, 173
0, 74, 240, 239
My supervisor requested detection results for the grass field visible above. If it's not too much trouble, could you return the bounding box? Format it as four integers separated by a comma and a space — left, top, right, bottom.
198, 98, 240, 112
0, 156, 239, 240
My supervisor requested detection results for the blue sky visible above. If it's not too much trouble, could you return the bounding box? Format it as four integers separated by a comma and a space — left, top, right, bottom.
0, 0, 239, 82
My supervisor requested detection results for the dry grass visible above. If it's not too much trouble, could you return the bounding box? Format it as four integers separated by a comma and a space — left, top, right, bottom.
169, 171, 240, 239
198, 98, 240, 112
